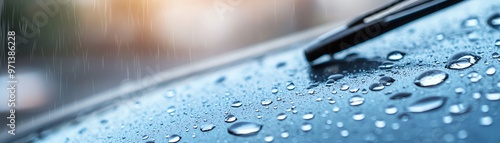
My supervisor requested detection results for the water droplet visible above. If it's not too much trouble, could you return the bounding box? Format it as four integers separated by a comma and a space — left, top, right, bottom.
473, 92, 481, 99
493, 52, 500, 59
443, 115, 453, 124
481, 105, 489, 112
340, 130, 349, 137
462, 17, 479, 27
276, 62, 286, 68
445, 52, 481, 70
379, 61, 395, 69
328, 74, 344, 81
167, 106, 176, 113
398, 113, 411, 122
142, 135, 149, 140
261, 99, 273, 106
369, 83, 385, 91
264, 135, 274, 142
200, 124, 215, 132
327, 97, 336, 104
487, 14, 500, 29
276, 113, 287, 121
337, 122, 344, 128
280, 132, 289, 138
271, 87, 278, 94
496, 39, 500, 46
308, 89, 315, 95
100, 119, 108, 124
349, 95, 365, 106
414, 70, 448, 87
391, 123, 400, 130
231, 101, 243, 108
455, 87, 465, 94
479, 116, 493, 126
385, 105, 398, 115
225, 115, 237, 123
407, 96, 447, 113
168, 134, 181, 143
467, 32, 480, 41
390, 92, 412, 100
448, 102, 471, 115
436, 34, 445, 41
349, 88, 359, 93
485, 92, 500, 101
301, 123, 312, 132
375, 120, 386, 128
302, 112, 315, 120
340, 85, 349, 91
486, 66, 496, 75
352, 112, 365, 121
457, 130, 468, 139
325, 79, 335, 86
467, 71, 482, 83
286, 82, 295, 90
379, 76, 396, 86
315, 98, 322, 102
332, 106, 340, 112
326, 120, 333, 125
227, 122, 263, 136
387, 51, 406, 61
361, 89, 368, 94
164, 90, 176, 98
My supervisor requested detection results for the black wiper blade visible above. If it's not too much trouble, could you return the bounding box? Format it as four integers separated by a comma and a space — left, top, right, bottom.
304, 0, 464, 63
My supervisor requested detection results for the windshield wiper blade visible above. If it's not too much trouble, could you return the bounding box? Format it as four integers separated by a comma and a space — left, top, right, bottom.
304, 0, 464, 63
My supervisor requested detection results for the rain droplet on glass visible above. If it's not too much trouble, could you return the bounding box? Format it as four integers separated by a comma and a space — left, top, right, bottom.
387, 51, 406, 61
390, 92, 411, 100
200, 124, 215, 132
231, 101, 243, 108
168, 134, 181, 143
276, 113, 287, 121
352, 112, 365, 121
303, 112, 315, 120
462, 17, 479, 27
479, 116, 493, 126
301, 123, 312, 132
448, 102, 471, 115
385, 105, 398, 115
261, 99, 273, 106
414, 70, 448, 87
486, 66, 496, 75
487, 14, 500, 29
375, 120, 386, 128
485, 92, 500, 101
445, 52, 481, 70
227, 122, 263, 136
286, 81, 296, 90
224, 115, 237, 123
369, 83, 385, 91
264, 135, 274, 142
349, 95, 365, 106
407, 96, 447, 113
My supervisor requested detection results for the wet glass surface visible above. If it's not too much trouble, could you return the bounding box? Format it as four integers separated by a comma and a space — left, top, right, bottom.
32, 1, 500, 143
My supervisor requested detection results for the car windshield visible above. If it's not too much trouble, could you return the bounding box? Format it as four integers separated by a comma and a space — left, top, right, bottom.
0, 0, 389, 131
2, 0, 500, 143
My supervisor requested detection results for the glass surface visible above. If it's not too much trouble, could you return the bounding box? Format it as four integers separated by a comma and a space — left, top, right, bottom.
0, 0, 389, 131
4, 0, 500, 142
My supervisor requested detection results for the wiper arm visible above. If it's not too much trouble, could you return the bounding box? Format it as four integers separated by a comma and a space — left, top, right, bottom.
304, 0, 464, 63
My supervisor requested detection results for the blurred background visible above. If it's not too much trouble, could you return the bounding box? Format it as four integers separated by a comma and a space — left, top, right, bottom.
0, 0, 390, 129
